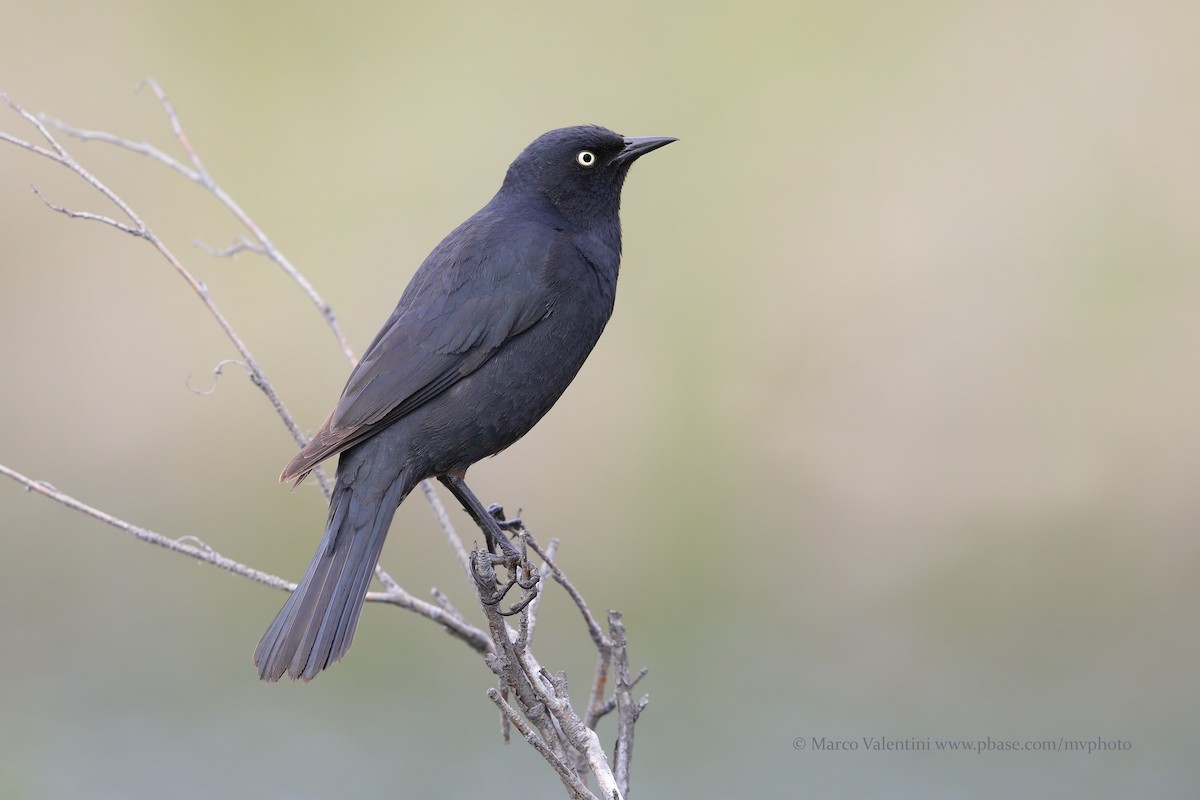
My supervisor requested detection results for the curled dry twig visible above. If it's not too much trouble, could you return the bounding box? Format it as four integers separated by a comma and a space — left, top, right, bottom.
0, 84, 646, 798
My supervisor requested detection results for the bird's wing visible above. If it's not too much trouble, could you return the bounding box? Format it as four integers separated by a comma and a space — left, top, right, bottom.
281, 215, 562, 483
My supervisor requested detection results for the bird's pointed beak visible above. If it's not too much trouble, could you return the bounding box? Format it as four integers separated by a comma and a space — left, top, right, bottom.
615, 135, 678, 164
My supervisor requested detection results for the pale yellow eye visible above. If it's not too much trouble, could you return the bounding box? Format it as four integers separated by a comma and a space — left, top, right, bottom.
576, 150, 596, 167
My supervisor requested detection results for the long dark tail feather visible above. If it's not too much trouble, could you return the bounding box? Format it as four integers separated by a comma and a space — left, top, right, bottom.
254, 468, 412, 682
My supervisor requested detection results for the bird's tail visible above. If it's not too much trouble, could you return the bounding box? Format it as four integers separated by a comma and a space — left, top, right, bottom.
254, 466, 412, 682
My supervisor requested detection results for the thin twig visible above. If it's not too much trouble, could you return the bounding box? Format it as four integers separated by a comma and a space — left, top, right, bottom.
419, 478, 472, 583
370, 580, 492, 655
186, 359, 251, 396
196, 237, 266, 258
44, 78, 358, 366
431, 587, 467, 623
1, 93, 335, 501
518, 536, 558, 650
584, 650, 613, 733
4, 96, 147, 233
30, 185, 142, 235
609, 611, 647, 798
526, 536, 610, 651
0, 462, 289, 591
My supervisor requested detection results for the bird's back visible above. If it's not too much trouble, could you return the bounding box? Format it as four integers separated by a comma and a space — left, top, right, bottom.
282, 189, 620, 482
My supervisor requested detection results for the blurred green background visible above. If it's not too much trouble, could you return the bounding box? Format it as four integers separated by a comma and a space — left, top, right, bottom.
2, 1, 1197, 797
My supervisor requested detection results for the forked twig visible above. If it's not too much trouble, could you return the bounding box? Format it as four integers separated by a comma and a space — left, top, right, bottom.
1, 91, 334, 500
43, 77, 357, 366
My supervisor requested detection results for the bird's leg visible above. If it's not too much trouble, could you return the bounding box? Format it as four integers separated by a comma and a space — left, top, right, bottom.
482, 504, 539, 591
437, 474, 522, 561
438, 474, 540, 612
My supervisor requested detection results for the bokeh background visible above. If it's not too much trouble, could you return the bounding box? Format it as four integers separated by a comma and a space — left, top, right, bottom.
2, 1, 1198, 797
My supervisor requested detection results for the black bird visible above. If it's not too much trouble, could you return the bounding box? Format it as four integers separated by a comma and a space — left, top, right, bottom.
254, 125, 675, 681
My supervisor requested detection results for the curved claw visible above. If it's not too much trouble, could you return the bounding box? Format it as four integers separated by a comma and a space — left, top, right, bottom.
476, 563, 540, 612
479, 591, 506, 607
495, 589, 537, 616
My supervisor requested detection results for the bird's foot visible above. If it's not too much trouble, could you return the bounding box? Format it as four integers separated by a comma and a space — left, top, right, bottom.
487, 503, 524, 532
473, 547, 539, 616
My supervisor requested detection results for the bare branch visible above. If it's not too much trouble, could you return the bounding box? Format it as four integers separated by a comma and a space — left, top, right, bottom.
0, 124, 58, 160
473, 551, 571, 756
6, 87, 496, 644
584, 650, 614, 734
2, 93, 336, 501
419, 478, 473, 584
30, 185, 144, 235
3, 94, 148, 232
431, 587, 467, 622
526, 535, 610, 652
38, 112, 202, 182
519, 528, 616, 736
515, 646, 622, 800
0, 461, 493, 654
609, 611, 648, 798
44, 78, 357, 365
32, 85, 469, 575
488, 689, 597, 800
473, 539, 626, 800
0, 462, 290, 592
370, 578, 492, 655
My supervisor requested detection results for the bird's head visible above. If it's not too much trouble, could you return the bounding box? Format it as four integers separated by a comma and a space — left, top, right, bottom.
501, 125, 676, 225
